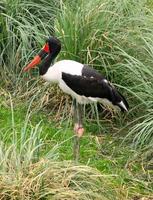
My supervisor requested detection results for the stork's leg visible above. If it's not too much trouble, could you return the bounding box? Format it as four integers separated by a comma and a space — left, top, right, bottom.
73, 99, 84, 161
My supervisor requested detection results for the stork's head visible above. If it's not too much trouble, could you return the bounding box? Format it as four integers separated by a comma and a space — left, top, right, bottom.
23, 37, 61, 72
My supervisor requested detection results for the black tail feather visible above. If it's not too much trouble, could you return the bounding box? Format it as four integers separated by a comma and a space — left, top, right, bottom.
119, 91, 129, 109
117, 91, 129, 112
111, 86, 129, 112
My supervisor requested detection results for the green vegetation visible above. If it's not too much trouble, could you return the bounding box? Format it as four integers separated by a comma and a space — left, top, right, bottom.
1, 0, 153, 199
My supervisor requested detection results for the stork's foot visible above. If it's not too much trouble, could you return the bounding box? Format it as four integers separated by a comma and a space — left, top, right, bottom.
74, 123, 84, 137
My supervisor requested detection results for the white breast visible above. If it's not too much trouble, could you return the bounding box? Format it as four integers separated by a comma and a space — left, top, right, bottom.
41, 60, 83, 82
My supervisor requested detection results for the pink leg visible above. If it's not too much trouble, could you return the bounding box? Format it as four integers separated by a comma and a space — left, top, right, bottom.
73, 100, 84, 161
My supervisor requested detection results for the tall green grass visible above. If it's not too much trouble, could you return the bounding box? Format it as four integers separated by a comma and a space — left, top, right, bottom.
0, 0, 57, 91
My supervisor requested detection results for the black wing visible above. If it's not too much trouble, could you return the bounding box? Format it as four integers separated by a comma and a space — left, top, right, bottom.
82, 64, 105, 80
62, 72, 114, 101
62, 65, 129, 111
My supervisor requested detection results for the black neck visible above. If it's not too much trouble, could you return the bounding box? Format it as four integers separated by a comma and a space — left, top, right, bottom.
39, 47, 60, 76
39, 54, 53, 75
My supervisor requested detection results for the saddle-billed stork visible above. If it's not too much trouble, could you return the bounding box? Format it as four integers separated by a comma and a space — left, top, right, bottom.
23, 37, 129, 160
